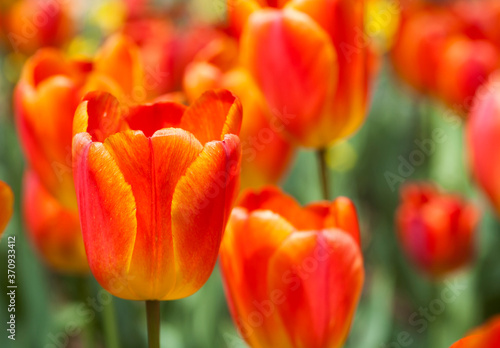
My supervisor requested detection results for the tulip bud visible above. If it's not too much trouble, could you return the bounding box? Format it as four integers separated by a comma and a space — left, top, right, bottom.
220, 187, 364, 348
396, 182, 479, 278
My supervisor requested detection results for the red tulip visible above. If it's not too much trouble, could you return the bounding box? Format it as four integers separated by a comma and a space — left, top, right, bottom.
450, 316, 500, 348
467, 71, 500, 214
0, 180, 14, 237
23, 171, 87, 273
436, 37, 500, 114
72, 90, 242, 300
396, 182, 479, 278
220, 187, 364, 347
240, 0, 373, 148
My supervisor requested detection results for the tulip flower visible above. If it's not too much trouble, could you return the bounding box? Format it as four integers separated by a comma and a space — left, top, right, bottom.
396, 182, 479, 278
219, 187, 364, 348
15, 34, 143, 209
391, 6, 460, 95
23, 171, 87, 273
436, 37, 500, 114
183, 32, 294, 190
1, 0, 74, 54
238, 0, 374, 148
450, 316, 500, 348
72, 89, 242, 301
391, 0, 500, 114
0, 180, 14, 237
15, 34, 142, 273
467, 72, 500, 214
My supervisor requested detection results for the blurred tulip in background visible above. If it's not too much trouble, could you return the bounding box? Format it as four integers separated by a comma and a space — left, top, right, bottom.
396, 182, 479, 279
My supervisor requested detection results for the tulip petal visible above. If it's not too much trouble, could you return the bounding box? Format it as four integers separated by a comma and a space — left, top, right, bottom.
326, 197, 361, 246
267, 230, 364, 348
238, 186, 326, 230
103, 129, 203, 299
73, 133, 138, 299
74, 92, 130, 142
220, 207, 295, 347
125, 102, 187, 137
0, 181, 14, 236
168, 134, 241, 300
179, 89, 242, 144
93, 34, 143, 97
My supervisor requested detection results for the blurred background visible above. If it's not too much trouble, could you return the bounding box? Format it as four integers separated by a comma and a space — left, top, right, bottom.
1, 0, 500, 347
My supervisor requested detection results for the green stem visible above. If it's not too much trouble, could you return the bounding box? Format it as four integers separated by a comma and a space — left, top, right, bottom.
317, 148, 331, 200
146, 300, 161, 348
102, 296, 120, 348
77, 277, 94, 348
428, 282, 443, 347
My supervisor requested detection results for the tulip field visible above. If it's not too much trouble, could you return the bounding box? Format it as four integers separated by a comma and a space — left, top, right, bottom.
2, 0, 500, 347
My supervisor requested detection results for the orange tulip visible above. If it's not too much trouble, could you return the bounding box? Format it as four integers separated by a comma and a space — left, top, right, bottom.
239, 0, 373, 148
72, 90, 242, 300
450, 316, 500, 348
1, 0, 73, 54
23, 170, 87, 273
467, 72, 500, 214
0, 180, 14, 237
396, 182, 479, 278
220, 187, 364, 348
183, 32, 294, 190
15, 34, 143, 209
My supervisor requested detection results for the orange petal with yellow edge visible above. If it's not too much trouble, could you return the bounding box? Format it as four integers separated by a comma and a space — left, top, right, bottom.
168, 134, 241, 300
73, 133, 139, 299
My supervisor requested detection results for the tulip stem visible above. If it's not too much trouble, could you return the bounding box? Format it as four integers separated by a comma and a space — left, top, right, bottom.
146, 300, 161, 348
102, 296, 120, 348
317, 148, 331, 200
